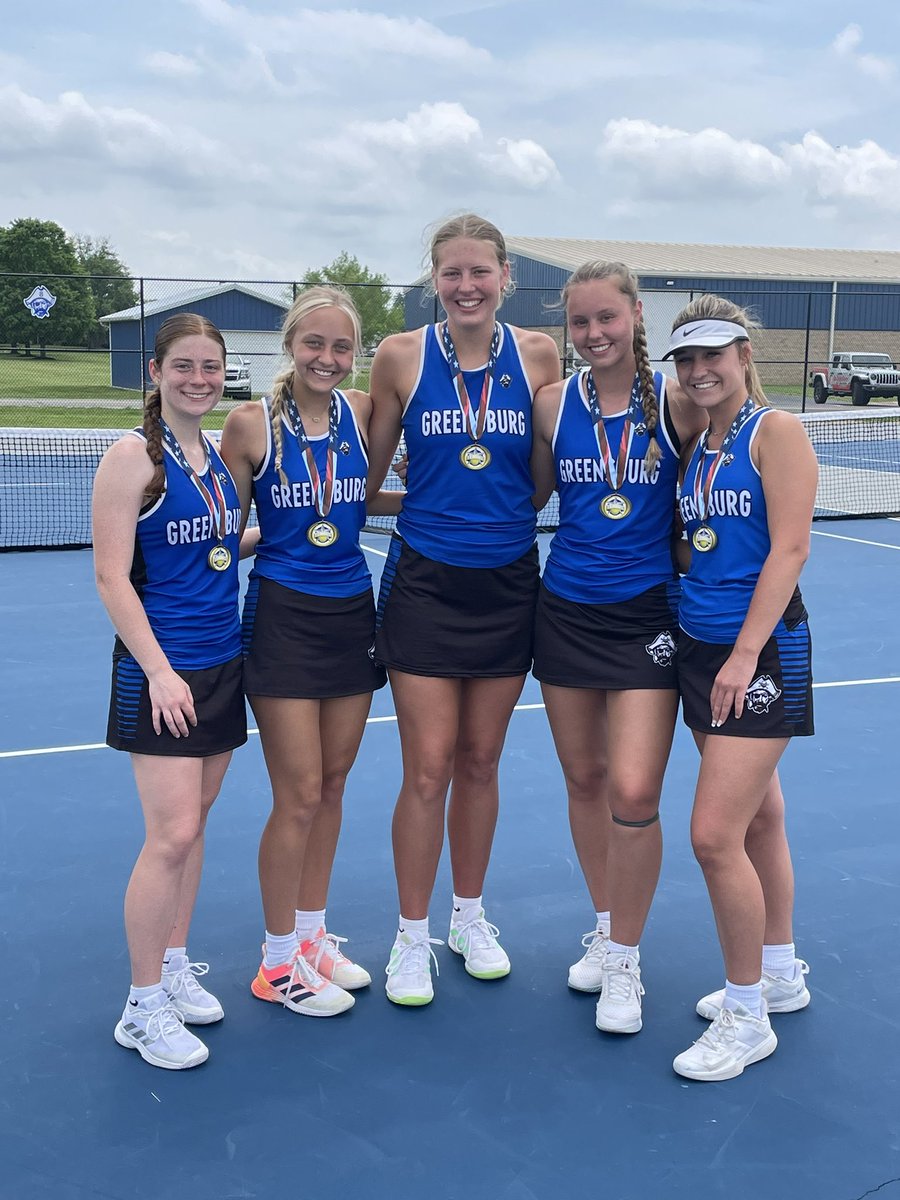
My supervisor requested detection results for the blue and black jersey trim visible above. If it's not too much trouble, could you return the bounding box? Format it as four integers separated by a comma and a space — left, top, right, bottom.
241, 576, 261, 656
774, 619, 812, 724
375, 535, 403, 632
114, 656, 145, 742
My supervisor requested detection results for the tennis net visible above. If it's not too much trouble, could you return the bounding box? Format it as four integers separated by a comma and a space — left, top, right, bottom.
2, 410, 898, 549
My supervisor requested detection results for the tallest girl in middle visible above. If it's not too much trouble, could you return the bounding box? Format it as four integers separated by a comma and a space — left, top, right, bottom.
367, 214, 560, 1006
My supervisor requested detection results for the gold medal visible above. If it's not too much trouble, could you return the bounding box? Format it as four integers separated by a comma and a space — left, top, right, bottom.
459, 443, 491, 471
307, 520, 339, 548
692, 525, 718, 552
599, 492, 632, 520
207, 544, 232, 571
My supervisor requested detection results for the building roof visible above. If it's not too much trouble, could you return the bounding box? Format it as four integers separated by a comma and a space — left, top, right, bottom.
505, 237, 900, 284
100, 281, 292, 323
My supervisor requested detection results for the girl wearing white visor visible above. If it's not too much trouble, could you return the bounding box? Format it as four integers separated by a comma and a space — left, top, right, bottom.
665, 296, 816, 1081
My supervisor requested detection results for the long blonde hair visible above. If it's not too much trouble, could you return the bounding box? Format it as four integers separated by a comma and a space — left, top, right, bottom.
670, 294, 767, 406
269, 285, 363, 484
562, 260, 660, 473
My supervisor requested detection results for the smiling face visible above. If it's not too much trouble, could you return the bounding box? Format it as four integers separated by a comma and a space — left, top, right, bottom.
287, 306, 356, 398
432, 236, 509, 332
149, 333, 225, 423
672, 341, 750, 414
566, 277, 640, 375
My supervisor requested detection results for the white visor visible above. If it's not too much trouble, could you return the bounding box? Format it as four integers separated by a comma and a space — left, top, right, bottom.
663, 318, 749, 359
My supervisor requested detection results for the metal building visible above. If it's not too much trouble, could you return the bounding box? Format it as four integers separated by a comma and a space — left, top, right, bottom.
101, 283, 291, 392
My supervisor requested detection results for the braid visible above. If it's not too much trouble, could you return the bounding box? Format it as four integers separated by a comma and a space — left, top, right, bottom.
270, 369, 292, 487
142, 387, 166, 500
633, 319, 662, 473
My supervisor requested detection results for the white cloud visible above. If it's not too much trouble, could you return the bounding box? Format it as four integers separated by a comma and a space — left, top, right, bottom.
480, 138, 559, 188
143, 51, 201, 78
784, 132, 900, 209
357, 102, 480, 152
599, 116, 900, 216
182, 0, 492, 70
831, 23, 894, 82
599, 118, 789, 197
0, 83, 268, 191
349, 102, 558, 192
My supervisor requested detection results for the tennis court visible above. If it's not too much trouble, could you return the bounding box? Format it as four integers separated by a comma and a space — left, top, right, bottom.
1, 519, 898, 1200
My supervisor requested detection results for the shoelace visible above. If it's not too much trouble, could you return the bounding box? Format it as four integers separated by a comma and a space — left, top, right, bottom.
453, 914, 502, 952
602, 958, 644, 1003
289, 948, 330, 993
141, 1002, 188, 1045
386, 935, 443, 979
694, 1006, 738, 1052
164, 959, 211, 1001
308, 931, 349, 972
579, 928, 609, 962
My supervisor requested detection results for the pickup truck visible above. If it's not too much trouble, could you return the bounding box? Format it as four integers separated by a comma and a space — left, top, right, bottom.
809, 352, 900, 406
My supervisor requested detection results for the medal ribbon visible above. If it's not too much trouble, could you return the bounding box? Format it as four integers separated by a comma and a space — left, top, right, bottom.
583, 371, 644, 492
159, 421, 227, 543
440, 321, 501, 442
284, 389, 338, 518
692, 397, 756, 521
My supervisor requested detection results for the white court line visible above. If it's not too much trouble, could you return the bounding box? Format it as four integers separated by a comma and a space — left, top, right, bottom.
361, 541, 389, 559
812, 529, 900, 550
0, 687, 896, 761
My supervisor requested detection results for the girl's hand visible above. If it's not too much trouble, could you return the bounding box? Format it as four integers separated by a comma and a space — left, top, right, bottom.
709, 646, 758, 727
392, 453, 409, 484
148, 669, 197, 737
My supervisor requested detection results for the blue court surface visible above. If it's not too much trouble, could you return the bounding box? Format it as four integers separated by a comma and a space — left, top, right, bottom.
1, 525, 898, 1200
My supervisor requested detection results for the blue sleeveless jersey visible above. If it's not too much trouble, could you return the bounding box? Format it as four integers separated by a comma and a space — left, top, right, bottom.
251, 392, 372, 597
678, 407, 782, 641
131, 432, 242, 668
396, 323, 536, 568
542, 370, 681, 604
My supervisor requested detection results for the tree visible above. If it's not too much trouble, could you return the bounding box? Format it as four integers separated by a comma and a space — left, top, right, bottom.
303, 251, 404, 349
73, 235, 138, 346
0, 219, 95, 355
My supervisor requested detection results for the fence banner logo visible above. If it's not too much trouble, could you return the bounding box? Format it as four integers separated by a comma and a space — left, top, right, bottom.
23, 285, 57, 319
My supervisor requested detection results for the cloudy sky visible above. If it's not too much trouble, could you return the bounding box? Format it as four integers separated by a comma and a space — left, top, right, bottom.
3, 0, 900, 284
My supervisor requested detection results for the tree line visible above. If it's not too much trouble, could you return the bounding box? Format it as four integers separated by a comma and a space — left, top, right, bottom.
0, 219, 404, 357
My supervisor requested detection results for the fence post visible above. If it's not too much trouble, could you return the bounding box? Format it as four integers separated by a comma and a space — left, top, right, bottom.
138, 277, 146, 396
801, 290, 812, 413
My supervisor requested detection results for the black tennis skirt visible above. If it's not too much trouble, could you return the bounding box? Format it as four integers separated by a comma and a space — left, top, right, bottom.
678, 618, 814, 738
375, 536, 539, 678
533, 580, 680, 691
107, 647, 247, 757
242, 575, 386, 699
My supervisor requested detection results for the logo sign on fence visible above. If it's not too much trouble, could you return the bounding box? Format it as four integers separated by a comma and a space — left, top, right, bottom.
23, 285, 57, 319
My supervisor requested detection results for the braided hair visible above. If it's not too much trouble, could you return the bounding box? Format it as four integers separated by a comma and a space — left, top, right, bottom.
269, 285, 363, 486
142, 313, 226, 500
561, 261, 661, 472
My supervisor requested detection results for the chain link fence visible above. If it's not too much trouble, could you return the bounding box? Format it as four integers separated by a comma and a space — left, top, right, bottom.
3, 273, 900, 426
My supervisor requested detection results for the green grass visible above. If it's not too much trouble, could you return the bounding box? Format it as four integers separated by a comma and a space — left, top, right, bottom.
0, 349, 144, 401
0, 403, 233, 430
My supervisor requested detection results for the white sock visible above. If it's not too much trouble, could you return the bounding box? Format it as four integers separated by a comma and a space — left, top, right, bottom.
162, 946, 187, 971
128, 981, 166, 1007
607, 939, 639, 962
762, 942, 797, 978
398, 915, 429, 939
452, 894, 482, 918
724, 979, 764, 1018
595, 912, 611, 936
295, 909, 326, 941
265, 930, 299, 968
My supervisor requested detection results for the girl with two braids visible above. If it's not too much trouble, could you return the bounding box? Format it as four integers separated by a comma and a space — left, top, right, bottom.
531, 261, 707, 1035
93, 314, 246, 1070
664, 296, 815, 1081
221, 285, 400, 1020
